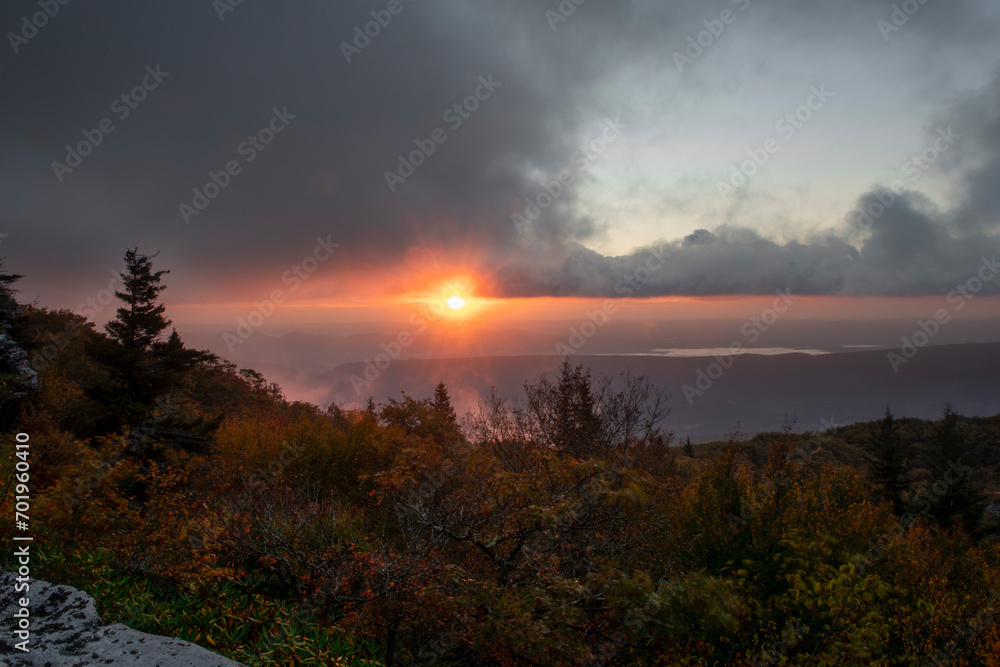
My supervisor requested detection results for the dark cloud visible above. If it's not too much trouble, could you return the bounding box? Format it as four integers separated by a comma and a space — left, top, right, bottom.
945, 73, 1000, 234
491, 65, 1000, 298
0, 0, 998, 306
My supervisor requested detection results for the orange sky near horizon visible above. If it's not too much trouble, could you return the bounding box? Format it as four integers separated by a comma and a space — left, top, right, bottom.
166, 291, 1000, 332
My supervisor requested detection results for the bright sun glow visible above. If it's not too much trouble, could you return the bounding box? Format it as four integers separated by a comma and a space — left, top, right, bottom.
395, 276, 482, 321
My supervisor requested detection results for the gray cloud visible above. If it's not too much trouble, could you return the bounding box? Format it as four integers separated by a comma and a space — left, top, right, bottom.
0, 0, 998, 306
493, 62, 1000, 298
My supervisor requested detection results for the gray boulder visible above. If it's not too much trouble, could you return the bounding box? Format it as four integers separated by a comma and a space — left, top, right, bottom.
0, 330, 38, 393
0, 571, 244, 666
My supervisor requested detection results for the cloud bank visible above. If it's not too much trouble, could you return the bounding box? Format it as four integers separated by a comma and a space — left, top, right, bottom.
1, 0, 998, 304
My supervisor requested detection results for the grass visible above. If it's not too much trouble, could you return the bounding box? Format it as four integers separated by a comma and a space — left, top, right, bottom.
18, 547, 384, 666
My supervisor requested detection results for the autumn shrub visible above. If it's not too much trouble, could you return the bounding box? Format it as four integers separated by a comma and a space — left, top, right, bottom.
209, 480, 364, 604
214, 408, 291, 473
286, 412, 402, 502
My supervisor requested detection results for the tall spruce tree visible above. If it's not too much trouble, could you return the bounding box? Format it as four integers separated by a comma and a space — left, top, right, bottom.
432, 381, 457, 425
872, 406, 906, 515
925, 404, 984, 534
96, 249, 214, 452
554, 362, 602, 458
105, 248, 170, 351
431, 381, 460, 443
93, 249, 178, 435
682, 437, 695, 457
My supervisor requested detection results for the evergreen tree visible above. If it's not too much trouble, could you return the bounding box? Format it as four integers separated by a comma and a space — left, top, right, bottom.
925, 404, 984, 534
554, 361, 602, 458
238, 367, 285, 402
682, 437, 695, 457
0, 260, 23, 328
105, 248, 170, 351
431, 381, 460, 443
92, 249, 210, 446
432, 381, 457, 425
152, 328, 214, 376
872, 406, 906, 515
99, 249, 171, 418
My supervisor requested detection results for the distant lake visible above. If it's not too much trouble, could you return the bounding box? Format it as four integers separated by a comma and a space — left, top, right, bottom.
615, 347, 833, 357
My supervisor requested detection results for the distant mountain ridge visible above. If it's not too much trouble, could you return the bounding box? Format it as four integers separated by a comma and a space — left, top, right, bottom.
316, 343, 1000, 440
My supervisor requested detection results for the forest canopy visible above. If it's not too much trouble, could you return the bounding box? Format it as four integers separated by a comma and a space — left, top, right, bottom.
1, 251, 998, 666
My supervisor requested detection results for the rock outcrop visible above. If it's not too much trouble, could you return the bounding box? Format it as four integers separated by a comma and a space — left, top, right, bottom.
0, 329, 38, 393
0, 571, 243, 666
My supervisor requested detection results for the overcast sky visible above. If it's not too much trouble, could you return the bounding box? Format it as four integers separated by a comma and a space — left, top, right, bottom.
2, 0, 1000, 311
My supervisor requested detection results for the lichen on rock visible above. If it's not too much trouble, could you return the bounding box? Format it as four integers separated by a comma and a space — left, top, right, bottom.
0, 571, 244, 666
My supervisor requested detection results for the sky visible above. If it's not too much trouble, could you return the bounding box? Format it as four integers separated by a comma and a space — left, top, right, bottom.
2, 0, 1000, 328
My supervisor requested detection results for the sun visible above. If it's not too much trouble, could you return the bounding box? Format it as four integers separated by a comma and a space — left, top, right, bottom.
404, 276, 483, 321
